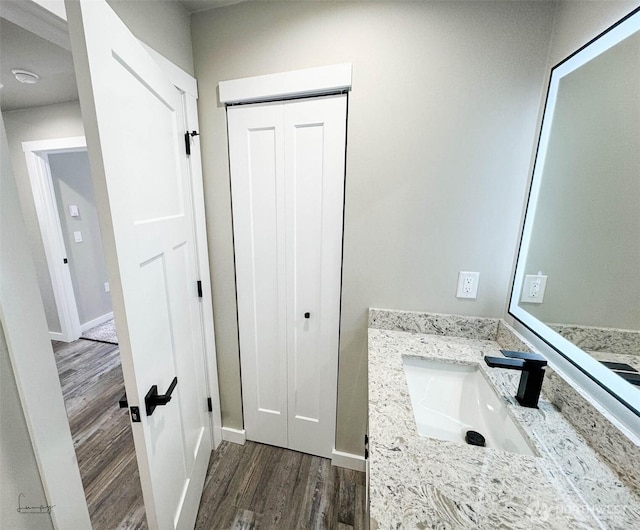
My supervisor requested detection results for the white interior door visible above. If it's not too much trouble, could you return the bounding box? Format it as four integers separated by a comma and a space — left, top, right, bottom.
65, 1, 211, 528
229, 94, 347, 459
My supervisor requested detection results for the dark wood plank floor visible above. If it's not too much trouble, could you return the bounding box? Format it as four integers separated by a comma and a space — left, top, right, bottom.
54, 339, 366, 529
53, 339, 147, 529
195, 441, 367, 529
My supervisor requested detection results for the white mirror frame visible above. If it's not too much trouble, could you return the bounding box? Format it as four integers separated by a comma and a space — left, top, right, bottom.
510, 8, 640, 418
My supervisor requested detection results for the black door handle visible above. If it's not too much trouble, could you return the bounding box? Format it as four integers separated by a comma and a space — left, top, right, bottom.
145, 377, 178, 416
304, 312, 310, 319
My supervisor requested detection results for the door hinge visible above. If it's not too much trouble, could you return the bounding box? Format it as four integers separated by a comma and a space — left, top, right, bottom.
197, 280, 203, 298
184, 130, 200, 156
207, 397, 213, 412
364, 434, 369, 460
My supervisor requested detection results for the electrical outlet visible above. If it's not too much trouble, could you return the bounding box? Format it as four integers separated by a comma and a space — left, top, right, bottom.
521, 273, 547, 303
456, 271, 479, 299
104, 282, 110, 293
73, 231, 83, 243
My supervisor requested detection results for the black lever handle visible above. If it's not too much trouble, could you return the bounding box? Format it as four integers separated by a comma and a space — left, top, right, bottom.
500, 350, 547, 367
145, 377, 178, 416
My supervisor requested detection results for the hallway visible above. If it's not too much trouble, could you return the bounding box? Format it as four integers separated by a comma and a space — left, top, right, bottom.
53, 339, 146, 529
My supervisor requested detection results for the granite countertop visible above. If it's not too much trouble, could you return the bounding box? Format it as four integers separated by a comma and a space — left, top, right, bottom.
368, 315, 640, 529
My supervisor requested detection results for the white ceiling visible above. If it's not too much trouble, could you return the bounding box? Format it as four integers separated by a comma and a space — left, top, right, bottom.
178, 0, 245, 14
0, 0, 245, 111
0, 17, 77, 111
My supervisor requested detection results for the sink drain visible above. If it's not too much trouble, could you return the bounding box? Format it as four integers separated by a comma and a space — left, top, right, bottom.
465, 430, 486, 447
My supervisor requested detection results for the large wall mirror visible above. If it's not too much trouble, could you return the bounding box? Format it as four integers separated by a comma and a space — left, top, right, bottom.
510, 7, 640, 416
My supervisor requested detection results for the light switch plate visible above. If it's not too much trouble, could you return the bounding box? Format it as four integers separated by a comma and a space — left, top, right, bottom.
69, 205, 79, 217
73, 231, 83, 243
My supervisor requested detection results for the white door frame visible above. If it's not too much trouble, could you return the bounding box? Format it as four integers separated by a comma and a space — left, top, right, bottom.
2, 2, 222, 529
1, 119, 92, 529
22, 136, 113, 342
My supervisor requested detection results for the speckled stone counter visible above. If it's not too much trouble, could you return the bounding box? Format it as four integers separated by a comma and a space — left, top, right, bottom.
368, 310, 640, 529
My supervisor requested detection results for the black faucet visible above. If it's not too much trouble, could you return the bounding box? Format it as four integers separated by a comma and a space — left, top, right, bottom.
484, 350, 547, 408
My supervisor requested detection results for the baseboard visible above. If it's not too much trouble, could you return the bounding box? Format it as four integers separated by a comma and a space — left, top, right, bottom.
49, 331, 64, 341
331, 448, 366, 472
221, 427, 246, 445
80, 311, 114, 332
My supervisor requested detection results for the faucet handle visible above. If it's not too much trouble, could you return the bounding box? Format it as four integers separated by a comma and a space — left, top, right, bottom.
500, 350, 547, 367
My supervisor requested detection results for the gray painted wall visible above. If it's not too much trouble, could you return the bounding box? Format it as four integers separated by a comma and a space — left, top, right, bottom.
3, 101, 86, 334
107, 0, 194, 75
49, 151, 112, 326
10, 0, 194, 66
191, 0, 557, 454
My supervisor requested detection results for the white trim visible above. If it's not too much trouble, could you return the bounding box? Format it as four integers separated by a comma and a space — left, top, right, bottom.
141, 42, 198, 98
49, 331, 64, 341
219, 63, 352, 104
22, 137, 87, 343
331, 448, 366, 472
79, 311, 114, 333
1, 0, 70, 50
221, 427, 246, 445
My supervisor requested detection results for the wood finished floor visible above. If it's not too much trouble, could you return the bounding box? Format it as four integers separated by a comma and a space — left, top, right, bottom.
53, 339, 147, 529
195, 441, 367, 529
54, 339, 366, 529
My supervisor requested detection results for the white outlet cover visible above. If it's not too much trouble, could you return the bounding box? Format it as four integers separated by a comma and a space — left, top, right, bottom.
456, 271, 479, 299
73, 231, 83, 243
521, 274, 548, 303
69, 205, 79, 217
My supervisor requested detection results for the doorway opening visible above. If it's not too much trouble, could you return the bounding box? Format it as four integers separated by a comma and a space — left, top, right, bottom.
23, 138, 116, 343
18, 139, 145, 528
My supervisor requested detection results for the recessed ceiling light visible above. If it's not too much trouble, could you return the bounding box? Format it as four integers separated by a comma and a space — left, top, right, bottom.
12, 69, 40, 84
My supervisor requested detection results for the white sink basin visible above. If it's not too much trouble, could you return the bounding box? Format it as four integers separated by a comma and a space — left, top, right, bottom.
402, 357, 537, 456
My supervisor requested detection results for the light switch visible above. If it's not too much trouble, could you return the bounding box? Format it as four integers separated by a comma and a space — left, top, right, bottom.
69, 205, 79, 217
74, 231, 83, 243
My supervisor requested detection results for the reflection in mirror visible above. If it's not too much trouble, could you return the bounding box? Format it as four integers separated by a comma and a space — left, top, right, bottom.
510, 8, 640, 415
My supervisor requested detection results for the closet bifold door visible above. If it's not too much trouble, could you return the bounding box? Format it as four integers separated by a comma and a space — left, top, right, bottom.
228, 102, 288, 448
283, 96, 346, 458
228, 94, 347, 459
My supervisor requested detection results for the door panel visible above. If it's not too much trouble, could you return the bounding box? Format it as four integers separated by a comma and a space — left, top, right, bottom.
229, 95, 347, 459
228, 103, 288, 447
65, 1, 210, 528
285, 96, 346, 458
